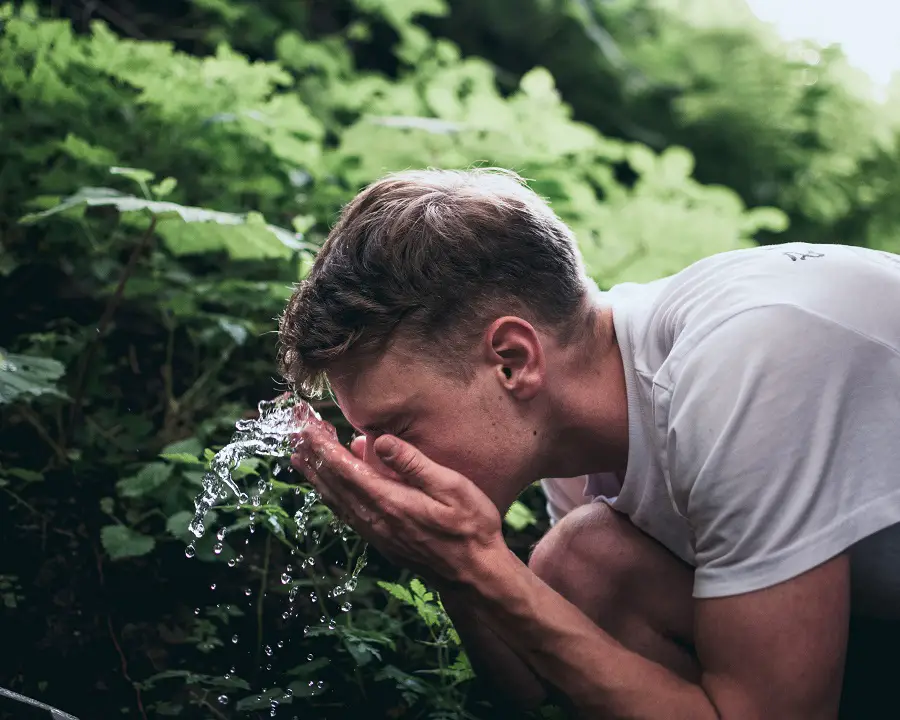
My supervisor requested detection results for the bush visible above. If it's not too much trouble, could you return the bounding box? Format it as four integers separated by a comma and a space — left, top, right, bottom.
0, 2, 794, 717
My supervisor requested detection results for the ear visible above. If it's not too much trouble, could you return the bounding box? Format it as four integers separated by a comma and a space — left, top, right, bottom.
483, 316, 545, 400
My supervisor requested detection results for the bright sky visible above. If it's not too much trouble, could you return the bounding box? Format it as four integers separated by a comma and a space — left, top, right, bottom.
745, 0, 900, 94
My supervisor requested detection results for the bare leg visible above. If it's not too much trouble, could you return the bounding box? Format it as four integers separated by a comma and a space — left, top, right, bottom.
528, 502, 700, 683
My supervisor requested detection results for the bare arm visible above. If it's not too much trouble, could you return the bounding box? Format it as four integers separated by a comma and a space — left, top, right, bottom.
437, 582, 549, 711
461, 545, 849, 719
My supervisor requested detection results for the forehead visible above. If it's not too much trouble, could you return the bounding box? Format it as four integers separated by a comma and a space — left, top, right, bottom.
328, 347, 428, 430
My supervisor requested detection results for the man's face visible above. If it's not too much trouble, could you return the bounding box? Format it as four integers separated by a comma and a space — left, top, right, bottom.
327, 341, 541, 511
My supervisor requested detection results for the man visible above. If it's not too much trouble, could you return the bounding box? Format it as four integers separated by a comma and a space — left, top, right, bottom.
279, 168, 900, 718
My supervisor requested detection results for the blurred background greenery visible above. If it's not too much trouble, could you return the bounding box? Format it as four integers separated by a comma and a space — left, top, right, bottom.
2, 0, 899, 718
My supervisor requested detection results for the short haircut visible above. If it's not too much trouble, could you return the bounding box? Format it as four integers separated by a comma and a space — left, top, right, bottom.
277, 168, 595, 398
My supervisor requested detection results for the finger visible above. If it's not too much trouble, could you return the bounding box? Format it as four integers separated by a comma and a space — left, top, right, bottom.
290, 451, 348, 517
302, 425, 407, 507
372, 435, 455, 494
349, 435, 366, 460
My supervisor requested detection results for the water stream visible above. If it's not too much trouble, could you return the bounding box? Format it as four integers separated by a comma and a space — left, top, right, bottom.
184, 394, 367, 715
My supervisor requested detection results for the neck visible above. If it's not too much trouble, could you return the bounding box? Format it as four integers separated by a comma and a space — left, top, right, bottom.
541, 306, 630, 481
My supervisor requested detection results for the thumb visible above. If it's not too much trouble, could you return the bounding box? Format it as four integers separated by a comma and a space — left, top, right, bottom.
374, 435, 433, 483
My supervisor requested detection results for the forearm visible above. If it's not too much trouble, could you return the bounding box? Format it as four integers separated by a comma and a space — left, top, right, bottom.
463, 545, 720, 720
436, 581, 549, 711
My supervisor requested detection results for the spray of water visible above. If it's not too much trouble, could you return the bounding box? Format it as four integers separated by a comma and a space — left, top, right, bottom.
188, 395, 320, 539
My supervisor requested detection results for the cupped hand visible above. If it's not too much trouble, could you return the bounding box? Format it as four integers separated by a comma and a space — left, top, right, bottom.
290, 423, 506, 585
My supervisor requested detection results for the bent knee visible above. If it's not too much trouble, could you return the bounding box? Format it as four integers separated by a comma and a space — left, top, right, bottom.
528, 503, 637, 607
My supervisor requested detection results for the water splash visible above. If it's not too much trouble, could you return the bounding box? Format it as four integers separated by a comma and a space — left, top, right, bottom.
189, 395, 320, 538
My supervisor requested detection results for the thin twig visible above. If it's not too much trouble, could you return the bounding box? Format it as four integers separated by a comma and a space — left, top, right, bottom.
68, 218, 158, 438
191, 692, 228, 720
0, 486, 44, 519
107, 616, 149, 720
17, 406, 67, 464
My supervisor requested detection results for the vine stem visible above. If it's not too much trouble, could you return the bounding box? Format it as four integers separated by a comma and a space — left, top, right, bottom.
67, 217, 158, 440
107, 616, 149, 720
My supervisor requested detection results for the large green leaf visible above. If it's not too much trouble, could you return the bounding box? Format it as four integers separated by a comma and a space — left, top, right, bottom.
116, 462, 173, 498
0, 349, 67, 405
19, 188, 310, 260
100, 525, 156, 560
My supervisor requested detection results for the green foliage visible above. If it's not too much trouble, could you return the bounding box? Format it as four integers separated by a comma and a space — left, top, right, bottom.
0, 349, 67, 404
100, 524, 157, 559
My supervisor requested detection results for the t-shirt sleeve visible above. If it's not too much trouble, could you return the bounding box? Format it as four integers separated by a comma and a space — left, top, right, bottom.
665, 304, 900, 599
540, 476, 590, 526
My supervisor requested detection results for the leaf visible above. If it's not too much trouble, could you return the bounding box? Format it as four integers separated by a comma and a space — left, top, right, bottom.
159, 452, 205, 466
165, 511, 193, 537
408, 578, 430, 601
286, 657, 330, 676
110, 166, 156, 185
377, 580, 413, 605
19, 187, 307, 259
0, 349, 67, 405
162, 437, 203, 456
58, 134, 117, 166
101, 525, 156, 560
116, 462, 173, 498
504, 500, 537, 531
152, 177, 177, 198
1, 467, 43, 483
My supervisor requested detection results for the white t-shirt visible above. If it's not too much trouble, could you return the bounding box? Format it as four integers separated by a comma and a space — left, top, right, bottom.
541, 242, 900, 618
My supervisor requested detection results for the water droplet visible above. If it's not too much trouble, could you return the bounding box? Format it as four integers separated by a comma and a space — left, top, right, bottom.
252, 495, 262, 507
303, 625, 310, 636
232, 634, 239, 643
213, 542, 223, 555
316, 681, 324, 689
288, 588, 297, 601
281, 573, 291, 584
227, 558, 236, 568
328, 618, 336, 630
320, 616, 326, 623
307, 653, 314, 661
285, 688, 293, 697
237, 554, 244, 563
210, 583, 216, 590
282, 611, 290, 620
244, 588, 252, 596
309, 592, 317, 602
194, 608, 200, 615
277, 640, 284, 648
216, 527, 227, 541
266, 663, 272, 671
218, 695, 228, 705
265, 645, 273, 656
341, 602, 352, 612
184, 544, 196, 559
239, 492, 249, 504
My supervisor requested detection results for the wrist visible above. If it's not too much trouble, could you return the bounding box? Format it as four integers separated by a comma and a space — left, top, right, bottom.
457, 537, 520, 591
